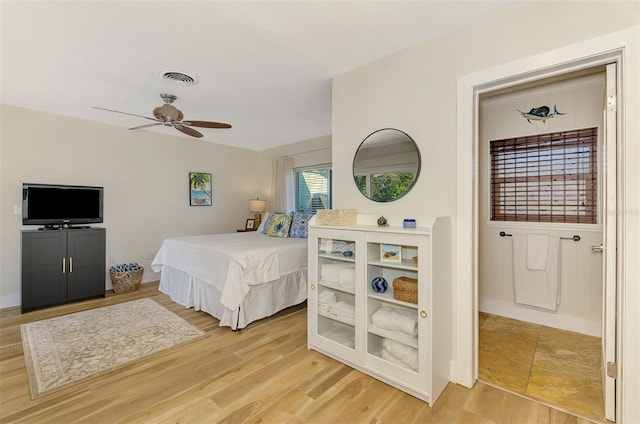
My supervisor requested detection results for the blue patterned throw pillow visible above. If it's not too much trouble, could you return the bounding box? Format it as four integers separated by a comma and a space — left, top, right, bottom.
289, 212, 313, 238
267, 213, 292, 238
261, 213, 277, 234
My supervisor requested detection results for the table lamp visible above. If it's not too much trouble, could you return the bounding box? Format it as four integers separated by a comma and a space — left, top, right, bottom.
249, 198, 267, 230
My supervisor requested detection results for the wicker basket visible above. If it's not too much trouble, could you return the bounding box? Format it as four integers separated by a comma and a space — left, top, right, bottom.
110, 267, 144, 293
392, 276, 418, 304
316, 209, 357, 226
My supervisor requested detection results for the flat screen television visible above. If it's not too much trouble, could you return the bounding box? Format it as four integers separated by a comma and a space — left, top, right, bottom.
22, 183, 103, 228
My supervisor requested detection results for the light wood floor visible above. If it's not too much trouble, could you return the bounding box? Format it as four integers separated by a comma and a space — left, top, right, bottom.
1, 283, 596, 424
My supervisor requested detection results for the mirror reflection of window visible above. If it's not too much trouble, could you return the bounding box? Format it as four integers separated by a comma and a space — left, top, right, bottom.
353, 129, 421, 202
354, 174, 367, 196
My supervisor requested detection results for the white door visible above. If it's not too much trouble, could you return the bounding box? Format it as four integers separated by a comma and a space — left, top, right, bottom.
601, 62, 617, 422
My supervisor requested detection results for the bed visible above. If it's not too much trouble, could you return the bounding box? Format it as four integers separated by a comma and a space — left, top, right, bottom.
151, 230, 308, 330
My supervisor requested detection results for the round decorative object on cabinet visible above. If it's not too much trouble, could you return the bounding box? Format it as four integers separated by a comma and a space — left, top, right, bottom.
371, 276, 388, 293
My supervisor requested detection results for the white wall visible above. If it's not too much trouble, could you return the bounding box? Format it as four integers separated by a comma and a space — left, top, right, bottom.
262, 134, 332, 213
331, 1, 639, 421
0, 105, 271, 307
479, 73, 605, 336
264, 135, 331, 170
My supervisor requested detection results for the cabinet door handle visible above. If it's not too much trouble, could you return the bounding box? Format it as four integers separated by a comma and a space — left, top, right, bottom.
420, 310, 428, 318
62, 257, 66, 274
69, 257, 73, 273
310, 284, 316, 290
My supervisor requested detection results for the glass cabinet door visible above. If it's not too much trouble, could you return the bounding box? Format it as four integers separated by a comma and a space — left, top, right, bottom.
365, 240, 420, 373
315, 235, 358, 350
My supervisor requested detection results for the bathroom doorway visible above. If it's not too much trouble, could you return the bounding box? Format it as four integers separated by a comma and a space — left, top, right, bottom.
476, 63, 617, 422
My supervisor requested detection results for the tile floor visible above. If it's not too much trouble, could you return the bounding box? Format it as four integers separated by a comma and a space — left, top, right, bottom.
478, 312, 604, 422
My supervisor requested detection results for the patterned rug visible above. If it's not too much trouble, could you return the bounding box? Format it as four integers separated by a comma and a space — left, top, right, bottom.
21, 298, 206, 399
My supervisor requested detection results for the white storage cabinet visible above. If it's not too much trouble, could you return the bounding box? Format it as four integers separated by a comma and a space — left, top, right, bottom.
307, 215, 451, 406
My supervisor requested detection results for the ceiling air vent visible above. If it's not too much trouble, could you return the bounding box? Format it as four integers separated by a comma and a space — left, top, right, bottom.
161, 71, 198, 87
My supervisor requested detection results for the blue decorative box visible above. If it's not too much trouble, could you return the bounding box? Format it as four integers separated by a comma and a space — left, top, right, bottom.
403, 219, 416, 228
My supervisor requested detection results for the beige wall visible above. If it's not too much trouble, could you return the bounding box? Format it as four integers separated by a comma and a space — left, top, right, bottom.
479, 73, 605, 336
331, 2, 639, 421
264, 135, 331, 170
332, 1, 638, 214
0, 105, 271, 307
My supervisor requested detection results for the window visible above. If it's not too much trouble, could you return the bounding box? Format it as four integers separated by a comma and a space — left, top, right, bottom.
295, 166, 332, 214
490, 127, 598, 224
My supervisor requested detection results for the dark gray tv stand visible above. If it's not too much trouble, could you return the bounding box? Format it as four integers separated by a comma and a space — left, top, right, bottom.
38, 224, 92, 230
21, 227, 106, 313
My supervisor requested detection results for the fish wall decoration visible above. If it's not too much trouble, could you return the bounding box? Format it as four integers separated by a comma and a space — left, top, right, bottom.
517, 105, 566, 123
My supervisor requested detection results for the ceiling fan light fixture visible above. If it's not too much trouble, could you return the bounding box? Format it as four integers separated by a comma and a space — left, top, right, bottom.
160, 71, 198, 87
93, 92, 231, 138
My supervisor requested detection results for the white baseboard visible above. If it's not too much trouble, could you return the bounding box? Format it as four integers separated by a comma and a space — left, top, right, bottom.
0, 293, 21, 309
142, 270, 160, 284
479, 298, 601, 337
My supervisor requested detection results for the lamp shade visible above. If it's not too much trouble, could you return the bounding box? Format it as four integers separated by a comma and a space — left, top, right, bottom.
249, 198, 267, 213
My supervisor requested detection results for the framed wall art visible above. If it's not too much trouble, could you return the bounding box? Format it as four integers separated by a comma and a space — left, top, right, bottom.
189, 172, 212, 206
380, 243, 401, 262
245, 218, 256, 231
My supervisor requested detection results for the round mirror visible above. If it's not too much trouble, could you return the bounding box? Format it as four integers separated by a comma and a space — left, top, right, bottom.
353, 128, 421, 202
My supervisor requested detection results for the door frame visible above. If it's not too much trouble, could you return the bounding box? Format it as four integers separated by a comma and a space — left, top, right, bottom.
455, 30, 634, 422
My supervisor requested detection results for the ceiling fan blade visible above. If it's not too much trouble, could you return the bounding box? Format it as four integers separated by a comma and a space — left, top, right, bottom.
129, 123, 162, 130
175, 124, 203, 138
92, 106, 158, 122
181, 120, 232, 129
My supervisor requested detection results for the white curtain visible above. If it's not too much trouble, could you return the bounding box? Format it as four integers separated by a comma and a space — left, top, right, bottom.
272, 156, 294, 213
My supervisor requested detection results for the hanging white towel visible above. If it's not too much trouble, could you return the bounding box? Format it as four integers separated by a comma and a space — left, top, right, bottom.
512, 234, 561, 311
527, 234, 550, 270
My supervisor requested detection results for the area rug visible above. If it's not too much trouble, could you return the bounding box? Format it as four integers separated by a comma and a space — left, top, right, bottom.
21, 298, 206, 399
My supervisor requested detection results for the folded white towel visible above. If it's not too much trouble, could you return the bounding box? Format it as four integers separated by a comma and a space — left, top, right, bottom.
321, 264, 350, 282
371, 307, 417, 336
383, 339, 418, 370
527, 234, 550, 270
331, 301, 355, 319
318, 289, 337, 304
329, 300, 356, 324
338, 268, 355, 288
381, 349, 405, 367
321, 328, 355, 348
380, 348, 417, 371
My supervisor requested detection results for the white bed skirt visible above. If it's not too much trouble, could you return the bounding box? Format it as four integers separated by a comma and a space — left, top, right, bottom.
158, 265, 307, 329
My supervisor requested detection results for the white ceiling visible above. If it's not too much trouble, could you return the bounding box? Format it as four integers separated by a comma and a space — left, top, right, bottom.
1, 1, 523, 151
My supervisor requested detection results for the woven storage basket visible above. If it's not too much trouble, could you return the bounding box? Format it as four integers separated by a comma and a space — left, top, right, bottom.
110, 267, 144, 293
316, 209, 357, 226
392, 276, 418, 304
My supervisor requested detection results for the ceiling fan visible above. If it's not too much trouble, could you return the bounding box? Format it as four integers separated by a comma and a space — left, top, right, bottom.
93, 93, 231, 138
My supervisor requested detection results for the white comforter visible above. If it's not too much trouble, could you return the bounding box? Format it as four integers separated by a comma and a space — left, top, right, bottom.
151, 232, 307, 310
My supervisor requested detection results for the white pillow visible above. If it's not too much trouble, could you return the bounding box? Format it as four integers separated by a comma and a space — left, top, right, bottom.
256, 212, 271, 233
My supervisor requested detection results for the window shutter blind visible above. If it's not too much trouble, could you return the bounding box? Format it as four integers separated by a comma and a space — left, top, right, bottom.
295, 168, 332, 214
490, 127, 598, 224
